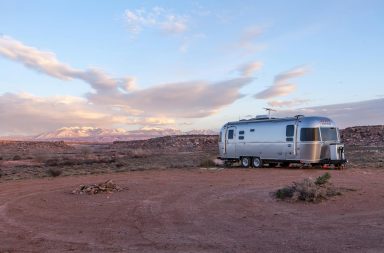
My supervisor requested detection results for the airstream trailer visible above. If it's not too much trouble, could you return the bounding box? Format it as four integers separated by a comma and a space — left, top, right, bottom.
218, 115, 346, 168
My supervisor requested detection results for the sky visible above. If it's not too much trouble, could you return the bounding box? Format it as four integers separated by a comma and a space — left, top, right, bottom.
0, 0, 383, 135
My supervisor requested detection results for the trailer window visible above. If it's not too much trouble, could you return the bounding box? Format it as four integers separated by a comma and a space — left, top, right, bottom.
239, 130, 244, 135
286, 125, 294, 142
219, 131, 222, 142
300, 128, 320, 141
286, 125, 294, 136
320, 127, 338, 141
250, 129, 255, 132
228, 129, 234, 139
239, 136, 244, 140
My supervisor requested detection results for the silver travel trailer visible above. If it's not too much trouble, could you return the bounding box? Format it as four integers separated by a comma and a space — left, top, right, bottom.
218, 115, 346, 168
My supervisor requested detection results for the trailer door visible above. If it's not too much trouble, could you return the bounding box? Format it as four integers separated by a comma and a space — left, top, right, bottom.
225, 126, 237, 158
285, 124, 296, 160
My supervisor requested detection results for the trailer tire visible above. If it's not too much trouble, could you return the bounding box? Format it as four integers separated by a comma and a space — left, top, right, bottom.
252, 157, 263, 168
240, 157, 250, 168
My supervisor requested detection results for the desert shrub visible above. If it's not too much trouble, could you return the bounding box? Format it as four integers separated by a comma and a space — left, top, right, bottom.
80, 147, 92, 158
315, 172, 331, 185
13, 155, 22, 161
275, 173, 341, 202
34, 153, 48, 162
45, 158, 59, 166
61, 158, 77, 166
47, 167, 62, 177
199, 158, 216, 167
115, 162, 125, 168
275, 186, 294, 199
128, 149, 150, 158
0, 156, 3, 160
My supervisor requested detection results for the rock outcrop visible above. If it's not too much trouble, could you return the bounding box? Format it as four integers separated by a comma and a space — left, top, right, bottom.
340, 125, 384, 146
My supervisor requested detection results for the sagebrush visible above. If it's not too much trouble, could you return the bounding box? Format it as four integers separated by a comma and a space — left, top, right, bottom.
275, 173, 341, 202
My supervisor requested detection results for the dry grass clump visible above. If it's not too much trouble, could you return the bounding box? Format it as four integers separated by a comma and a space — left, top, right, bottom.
47, 167, 63, 177
199, 158, 217, 168
126, 148, 152, 158
34, 153, 48, 162
72, 179, 122, 195
13, 155, 22, 161
275, 173, 342, 202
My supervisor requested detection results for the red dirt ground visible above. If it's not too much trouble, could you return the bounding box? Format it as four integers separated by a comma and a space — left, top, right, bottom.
1, 168, 384, 253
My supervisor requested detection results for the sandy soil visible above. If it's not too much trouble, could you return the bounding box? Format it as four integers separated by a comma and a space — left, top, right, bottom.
1, 168, 384, 253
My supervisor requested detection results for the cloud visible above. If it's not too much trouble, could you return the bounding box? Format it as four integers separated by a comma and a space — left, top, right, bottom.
144, 117, 176, 125
0, 92, 183, 135
254, 66, 308, 99
267, 99, 310, 108
238, 61, 263, 77
0, 36, 135, 93
88, 77, 253, 118
0, 36, 252, 134
274, 98, 384, 128
124, 7, 188, 35
234, 25, 266, 54
242, 26, 263, 41
0, 36, 74, 80
0, 93, 124, 134
274, 66, 308, 84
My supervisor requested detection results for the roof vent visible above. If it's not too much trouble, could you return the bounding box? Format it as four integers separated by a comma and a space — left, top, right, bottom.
255, 115, 270, 120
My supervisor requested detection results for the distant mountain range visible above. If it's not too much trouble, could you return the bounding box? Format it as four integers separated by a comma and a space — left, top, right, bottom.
0, 127, 218, 142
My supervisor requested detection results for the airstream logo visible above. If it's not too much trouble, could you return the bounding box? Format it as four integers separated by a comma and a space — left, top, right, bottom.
320, 119, 331, 125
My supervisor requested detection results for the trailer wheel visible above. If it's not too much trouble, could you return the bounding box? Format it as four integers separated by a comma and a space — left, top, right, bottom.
240, 157, 250, 168
252, 157, 263, 168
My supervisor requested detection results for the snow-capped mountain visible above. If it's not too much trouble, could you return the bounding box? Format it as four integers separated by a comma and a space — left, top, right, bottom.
35, 127, 128, 139
30, 127, 217, 142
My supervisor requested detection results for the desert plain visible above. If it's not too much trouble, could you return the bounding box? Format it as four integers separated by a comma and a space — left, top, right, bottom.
0, 127, 383, 253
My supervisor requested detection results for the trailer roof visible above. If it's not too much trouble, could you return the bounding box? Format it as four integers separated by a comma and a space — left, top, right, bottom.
224, 115, 336, 127
226, 116, 298, 125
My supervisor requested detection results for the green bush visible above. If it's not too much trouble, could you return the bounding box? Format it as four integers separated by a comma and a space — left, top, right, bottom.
315, 172, 331, 185
275, 187, 294, 199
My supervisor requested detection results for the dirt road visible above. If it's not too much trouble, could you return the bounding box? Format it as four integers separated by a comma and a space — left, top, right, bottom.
1, 168, 384, 253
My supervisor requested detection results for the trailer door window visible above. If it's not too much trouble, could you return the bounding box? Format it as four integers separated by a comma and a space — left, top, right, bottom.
238, 130, 245, 140
286, 125, 294, 142
300, 128, 320, 141
320, 127, 338, 141
228, 129, 234, 139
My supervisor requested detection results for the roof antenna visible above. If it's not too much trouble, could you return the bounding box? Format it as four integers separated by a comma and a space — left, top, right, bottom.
263, 107, 276, 119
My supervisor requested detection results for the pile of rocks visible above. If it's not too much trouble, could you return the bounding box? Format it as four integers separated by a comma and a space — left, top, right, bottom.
340, 125, 384, 146
72, 179, 123, 195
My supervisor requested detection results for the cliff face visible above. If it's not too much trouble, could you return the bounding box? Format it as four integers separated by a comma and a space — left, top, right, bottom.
340, 125, 384, 146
